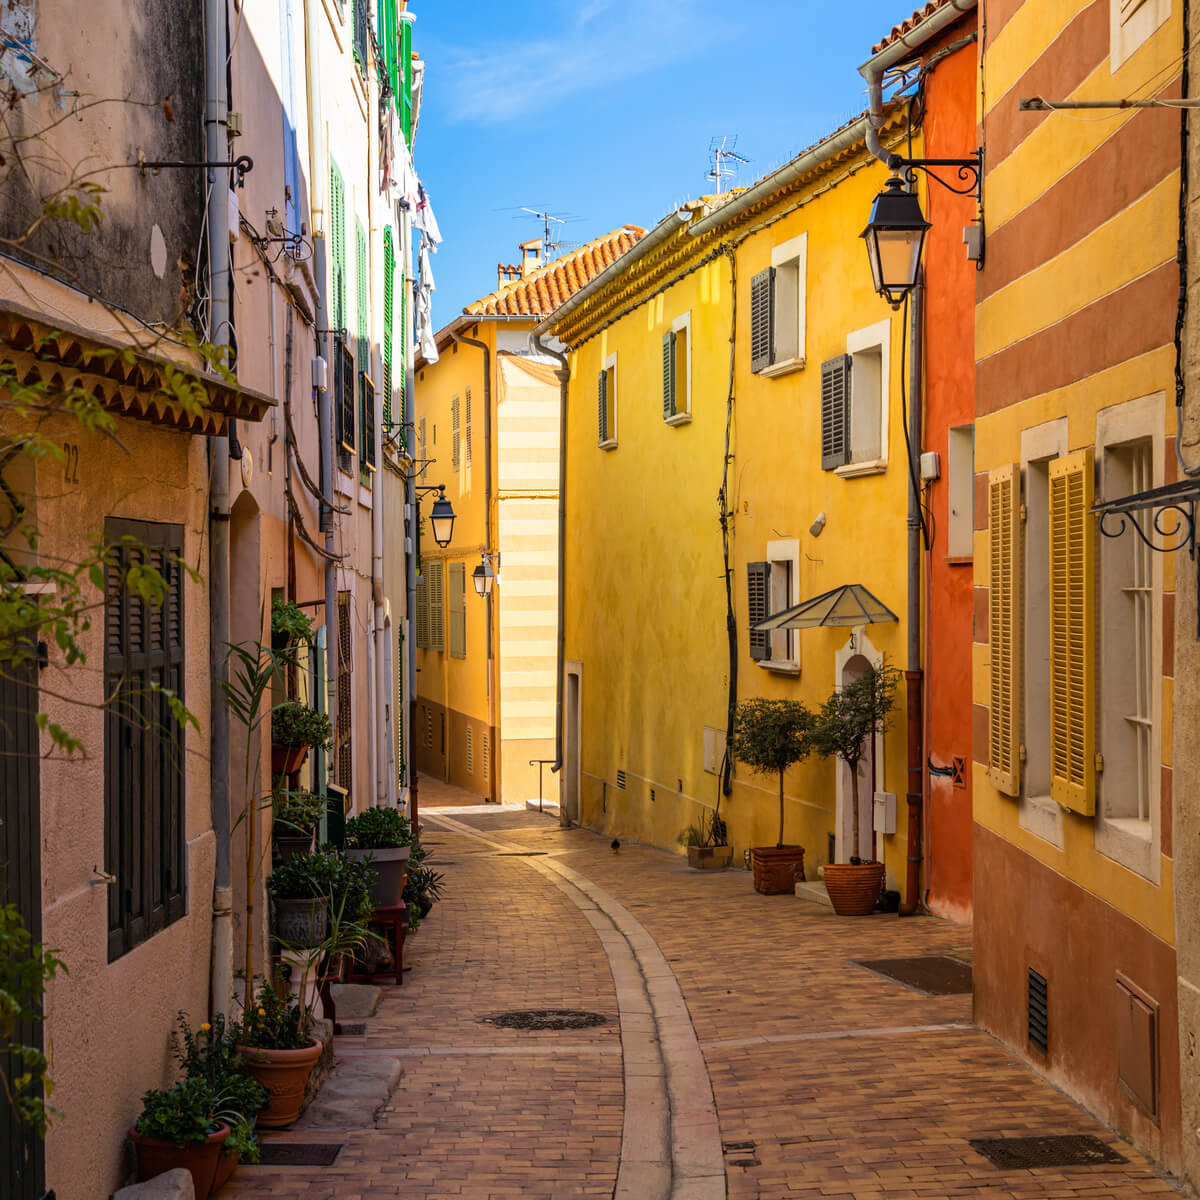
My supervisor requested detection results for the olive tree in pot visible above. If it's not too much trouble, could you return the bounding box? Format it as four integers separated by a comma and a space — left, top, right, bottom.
811, 661, 900, 916
732, 698, 815, 894
344, 807, 413, 908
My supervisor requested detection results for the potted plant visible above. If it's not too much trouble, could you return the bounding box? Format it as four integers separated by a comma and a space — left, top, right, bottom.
732, 698, 815, 894
129, 1075, 258, 1199
344, 806, 414, 907
271, 597, 315, 648
811, 661, 900, 916
270, 700, 331, 777
677, 810, 732, 870
272, 788, 326, 862
236, 979, 324, 1129
171, 1012, 268, 1192
267, 850, 341, 947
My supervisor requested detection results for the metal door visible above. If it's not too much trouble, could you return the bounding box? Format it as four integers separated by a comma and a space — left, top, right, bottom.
0, 653, 46, 1200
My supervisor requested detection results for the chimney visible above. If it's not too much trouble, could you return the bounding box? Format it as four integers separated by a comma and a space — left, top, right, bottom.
497, 263, 521, 289
519, 238, 542, 278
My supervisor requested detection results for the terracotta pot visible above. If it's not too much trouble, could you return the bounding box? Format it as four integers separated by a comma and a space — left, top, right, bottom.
686, 845, 734, 871
751, 845, 806, 895
129, 1121, 230, 1199
273, 830, 314, 864
346, 844, 411, 907
272, 896, 328, 947
271, 743, 309, 777
237, 1037, 323, 1128
824, 861, 886, 916
211, 1142, 241, 1193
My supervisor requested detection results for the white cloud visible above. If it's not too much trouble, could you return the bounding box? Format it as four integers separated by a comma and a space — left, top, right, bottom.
431, 0, 722, 125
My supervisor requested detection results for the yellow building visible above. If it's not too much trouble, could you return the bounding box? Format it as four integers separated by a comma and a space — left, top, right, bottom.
973, 0, 1182, 1171
539, 112, 930, 895
413, 228, 642, 803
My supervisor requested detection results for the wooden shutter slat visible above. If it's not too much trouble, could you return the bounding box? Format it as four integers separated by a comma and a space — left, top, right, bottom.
1049, 448, 1096, 815
987, 464, 1022, 796
747, 561, 770, 661
598, 369, 608, 444
428, 561, 445, 653
821, 354, 851, 470
750, 268, 775, 373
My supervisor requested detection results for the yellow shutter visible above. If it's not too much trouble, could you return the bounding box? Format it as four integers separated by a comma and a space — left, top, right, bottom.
1049, 448, 1096, 815
987, 464, 1021, 796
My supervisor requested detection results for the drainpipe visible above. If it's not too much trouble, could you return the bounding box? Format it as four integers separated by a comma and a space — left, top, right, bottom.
400, 206, 420, 827
205, 0, 233, 1021
859, 0, 978, 167
449, 326, 496, 800
531, 331, 570, 826
301, 0, 337, 796
899, 279, 925, 917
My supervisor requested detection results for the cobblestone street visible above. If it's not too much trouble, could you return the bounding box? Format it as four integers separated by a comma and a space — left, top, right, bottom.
222, 780, 1184, 1199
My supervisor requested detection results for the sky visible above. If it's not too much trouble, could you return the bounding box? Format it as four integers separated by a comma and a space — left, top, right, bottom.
409, 0, 919, 324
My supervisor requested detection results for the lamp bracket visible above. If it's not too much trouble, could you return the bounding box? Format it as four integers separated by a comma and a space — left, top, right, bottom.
887, 149, 982, 204
137, 153, 254, 188
412, 483, 445, 501
1092, 477, 1200, 638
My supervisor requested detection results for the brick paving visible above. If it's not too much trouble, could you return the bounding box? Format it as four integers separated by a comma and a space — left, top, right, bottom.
222, 779, 1184, 1198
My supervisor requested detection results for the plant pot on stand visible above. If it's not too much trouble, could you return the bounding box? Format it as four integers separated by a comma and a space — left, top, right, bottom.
271, 743, 309, 777
346, 844, 410, 907
273, 827, 315, 864
273, 896, 329, 947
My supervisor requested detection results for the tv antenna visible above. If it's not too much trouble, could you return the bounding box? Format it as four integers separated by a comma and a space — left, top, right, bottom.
518, 207, 570, 259
708, 136, 749, 196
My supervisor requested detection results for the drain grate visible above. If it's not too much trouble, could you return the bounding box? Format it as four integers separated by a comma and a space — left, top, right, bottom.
495, 850, 548, 856
970, 1135, 1128, 1170
723, 1140, 756, 1153
254, 1142, 343, 1166
854, 955, 973, 995
480, 1009, 609, 1030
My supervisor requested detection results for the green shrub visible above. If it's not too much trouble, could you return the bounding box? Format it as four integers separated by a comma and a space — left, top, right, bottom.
266, 851, 341, 900
272, 789, 326, 835
271, 701, 331, 750
732, 698, 815, 848
238, 979, 310, 1051
344, 806, 412, 849
271, 598, 315, 645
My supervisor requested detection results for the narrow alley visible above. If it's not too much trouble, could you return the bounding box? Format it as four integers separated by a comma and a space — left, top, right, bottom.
228, 782, 1181, 1200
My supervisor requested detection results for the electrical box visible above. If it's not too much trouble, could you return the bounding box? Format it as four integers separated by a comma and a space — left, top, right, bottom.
963, 223, 984, 262
919, 451, 941, 482
311, 355, 328, 391
873, 791, 897, 835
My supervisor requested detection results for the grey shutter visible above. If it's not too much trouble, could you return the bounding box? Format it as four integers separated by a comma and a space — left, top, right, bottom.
662, 331, 676, 419
428, 561, 445, 652
821, 354, 851, 470
750, 268, 775, 373
747, 561, 770, 661
598, 369, 608, 443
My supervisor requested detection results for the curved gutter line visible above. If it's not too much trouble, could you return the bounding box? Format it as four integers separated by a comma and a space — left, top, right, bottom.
859, 0, 978, 164
687, 116, 872, 239
533, 209, 692, 340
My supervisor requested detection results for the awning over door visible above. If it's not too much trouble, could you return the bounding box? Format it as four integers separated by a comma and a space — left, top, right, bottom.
753, 583, 898, 631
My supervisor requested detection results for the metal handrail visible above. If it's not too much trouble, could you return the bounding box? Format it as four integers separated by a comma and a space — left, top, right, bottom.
529, 758, 555, 813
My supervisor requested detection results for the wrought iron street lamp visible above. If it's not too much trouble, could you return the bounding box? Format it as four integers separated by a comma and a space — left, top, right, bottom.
472, 552, 499, 598
861, 148, 983, 308
412, 483, 456, 548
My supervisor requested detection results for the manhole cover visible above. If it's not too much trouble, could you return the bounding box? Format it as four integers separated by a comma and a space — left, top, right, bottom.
854, 955, 972, 995
480, 1009, 609, 1030
970, 1135, 1128, 1169
254, 1142, 343, 1166
495, 851, 548, 856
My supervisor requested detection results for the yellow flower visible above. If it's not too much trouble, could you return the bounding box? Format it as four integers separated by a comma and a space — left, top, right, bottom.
257, 1008, 266, 1017
200, 1022, 211, 1033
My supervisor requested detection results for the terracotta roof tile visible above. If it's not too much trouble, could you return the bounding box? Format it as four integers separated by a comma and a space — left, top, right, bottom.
871, 0, 965, 55
464, 225, 646, 317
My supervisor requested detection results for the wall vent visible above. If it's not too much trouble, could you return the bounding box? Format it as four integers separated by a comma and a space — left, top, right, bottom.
482, 732, 489, 781
650, 788, 656, 802
466, 726, 473, 774
616, 770, 626, 790
1028, 968, 1048, 1055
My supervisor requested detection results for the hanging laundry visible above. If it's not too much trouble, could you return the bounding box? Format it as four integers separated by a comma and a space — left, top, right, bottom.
414, 184, 442, 247
416, 232, 439, 364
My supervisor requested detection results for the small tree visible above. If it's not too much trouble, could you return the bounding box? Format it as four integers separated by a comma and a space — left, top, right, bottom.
811, 662, 900, 863
732, 698, 815, 849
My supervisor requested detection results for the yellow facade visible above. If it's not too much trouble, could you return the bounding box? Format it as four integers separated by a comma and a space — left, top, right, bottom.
550, 118, 925, 893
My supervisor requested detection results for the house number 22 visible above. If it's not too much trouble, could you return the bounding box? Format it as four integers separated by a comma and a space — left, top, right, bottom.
62, 442, 80, 484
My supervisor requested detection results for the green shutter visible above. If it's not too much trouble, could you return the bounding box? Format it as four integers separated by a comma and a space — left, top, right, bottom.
383, 227, 395, 429
330, 162, 346, 332
400, 16, 413, 144
662, 331, 676, 419
356, 219, 368, 358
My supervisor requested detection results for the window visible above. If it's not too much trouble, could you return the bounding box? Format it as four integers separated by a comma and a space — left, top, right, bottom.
382, 228, 395, 429
414, 574, 429, 649
946, 425, 974, 559
335, 340, 356, 468
1024, 456, 1053, 801
1111, 0, 1170, 70
359, 371, 376, 476
355, 219, 368, 361
449, 561, 466, 659
747, 540, 800, 671
451, 395, 461, 472
750, 234, 808, 376
663, 313, 691, 423
426, 560, 445, 653
336, 591, 353, 791
1095, 395, 1163, 880
104, 519, 186, 961
352, 0, 369, 75
823, 320, 890, 476
598, 353, 617, 448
